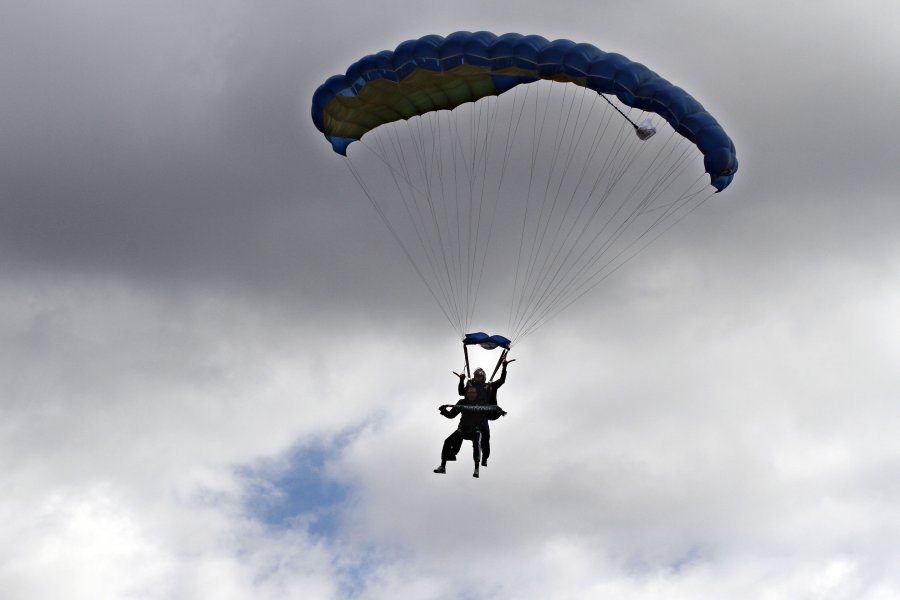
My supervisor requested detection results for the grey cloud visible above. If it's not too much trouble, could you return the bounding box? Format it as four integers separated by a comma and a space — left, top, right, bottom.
3, 1, 900, 598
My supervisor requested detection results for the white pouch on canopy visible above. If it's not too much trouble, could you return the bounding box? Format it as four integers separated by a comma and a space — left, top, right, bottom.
636, 116, 656, 140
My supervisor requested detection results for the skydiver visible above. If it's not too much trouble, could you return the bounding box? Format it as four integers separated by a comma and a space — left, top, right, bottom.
453, 358, 514, 467
434, 384, 491, 478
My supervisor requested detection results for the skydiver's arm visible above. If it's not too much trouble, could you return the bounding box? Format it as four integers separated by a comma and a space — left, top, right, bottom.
439, 402, 462, 418
454, 369, 466, 395
493, 358, 514, 388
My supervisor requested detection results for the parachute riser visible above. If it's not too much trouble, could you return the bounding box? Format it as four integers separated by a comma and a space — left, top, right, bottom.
489, 349, 508, 383
461, 342, 507, 382
463, 343, 471, 379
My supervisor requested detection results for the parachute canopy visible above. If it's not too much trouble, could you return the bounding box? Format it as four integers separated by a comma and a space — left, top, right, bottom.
311, 31, 737, 190
311, 32, 738, 344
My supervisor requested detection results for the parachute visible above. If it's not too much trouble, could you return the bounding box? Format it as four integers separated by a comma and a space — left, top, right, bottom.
312, 32, 737, 345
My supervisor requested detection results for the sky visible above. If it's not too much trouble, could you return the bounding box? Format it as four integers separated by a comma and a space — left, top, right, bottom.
2, 1, 900, 599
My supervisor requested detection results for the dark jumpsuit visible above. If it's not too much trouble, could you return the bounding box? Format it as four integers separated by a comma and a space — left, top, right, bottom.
439, 398, 487, 464
457, 368, 506, 463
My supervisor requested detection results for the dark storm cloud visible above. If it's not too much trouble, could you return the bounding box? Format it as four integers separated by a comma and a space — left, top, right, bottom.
0, 2, 412, 311
3, 0, 896, 305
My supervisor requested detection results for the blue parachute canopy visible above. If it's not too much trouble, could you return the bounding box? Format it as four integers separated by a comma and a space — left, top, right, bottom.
464, 332, 512, 350
311, 31, 737, 190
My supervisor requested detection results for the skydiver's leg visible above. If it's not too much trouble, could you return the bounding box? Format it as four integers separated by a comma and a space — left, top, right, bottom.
447, 431, 461, 461
472, 431, 481, 478
443, 430, 464, 461
480, 421, 491, 466
436, 431, 463, 473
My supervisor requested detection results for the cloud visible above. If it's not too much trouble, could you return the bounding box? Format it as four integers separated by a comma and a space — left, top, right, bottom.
2, 0, 900, 598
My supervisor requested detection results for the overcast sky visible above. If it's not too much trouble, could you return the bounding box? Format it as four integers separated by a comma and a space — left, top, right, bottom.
2, 1, 900, 599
